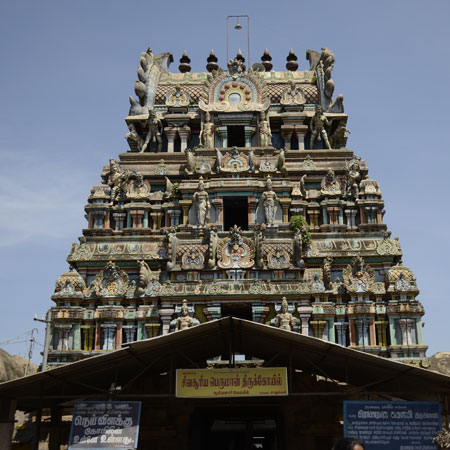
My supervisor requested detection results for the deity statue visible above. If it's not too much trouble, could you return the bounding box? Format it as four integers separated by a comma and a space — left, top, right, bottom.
106, 158, 144, 205
259, 111, 272, 147
141, 110, 162, 153
200, 112, 215, 148
207, 226, 218, 269
343, 157, 361, 198
261, 176, 278, 224
175, 299, 194, 331
321, 169, 341, 195
273, 298, 295, 331
193, 176, 210, 226
309, 105, 331, 149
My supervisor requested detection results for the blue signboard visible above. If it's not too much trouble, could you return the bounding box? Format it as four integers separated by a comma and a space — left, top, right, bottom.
69, 401, 142, 449
344, 401, 442, 450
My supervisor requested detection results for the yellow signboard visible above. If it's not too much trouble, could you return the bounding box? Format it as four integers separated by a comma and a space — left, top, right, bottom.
176, 367, 288, 398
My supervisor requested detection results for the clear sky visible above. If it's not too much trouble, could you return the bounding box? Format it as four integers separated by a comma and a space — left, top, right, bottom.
1, 0, 449, 363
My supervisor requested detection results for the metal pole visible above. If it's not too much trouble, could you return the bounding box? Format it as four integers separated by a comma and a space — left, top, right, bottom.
34, 311, 52, 371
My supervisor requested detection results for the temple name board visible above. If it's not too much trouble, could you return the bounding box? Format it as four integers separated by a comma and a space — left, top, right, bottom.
176, 367, 288, 398
68, 401, 141, 449
344, 401, 441, 450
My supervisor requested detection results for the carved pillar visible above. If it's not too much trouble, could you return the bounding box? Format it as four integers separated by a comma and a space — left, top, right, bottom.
217, 126, 228, 148
377, 208, 383, 224
307, 207, 320, 231
334, 321, 348, 346
281, 127, 293, 150
168, 209, 181, 227
159, 307, 175, 335
151, 211, 163, 230
81, 325, 95, 351
95, 323, 101, 350
92, 211, 106, 229
327, 207, 340, 225
145, 322, 161, 338
100, 323, 117, 350
398, 318, 415, 345
179, 199, 192, 225
55, 324, 72, 351
364, 206, 377, 224
355, 318, 371, 346
244, 126, 255, 147
247, 197, 257, 224
375, 320, 389, 347
122, 324, 137, 343
345, 209, 357, 231
113, 212, 126, 231
178, 125, 191, 152
130, 210, 144, 228
164, 127, 177, 153
310, 320, 327, 339
297, 298, 313, 336
295, 125, 308, 150
279, 198, 291, 223
212, 198, 223, 226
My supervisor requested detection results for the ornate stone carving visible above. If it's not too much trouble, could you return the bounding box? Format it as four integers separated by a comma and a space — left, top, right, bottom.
53, 267, 86, 299
207, 226, 219, 269
280, 81, 306, 107
254, 224, 265, 268
273, 297, 296, 331
218, 147, 250, 173
377, 234, 402, 256
262, 176, 278, 224
174, 299, 198, 331
322, 256, 333, 290
129, 48, 173, 115
69, 242, 94, 261
217, 225, 255, 269
259, 156, 276, 173
360, 175, 381, 195
263, 243, 292, 269
192, 176, 210, 227
199, 111, 215, 148
166, 228, 178, 271
165, 85, 190, 107
343, 156, 361, 198
291, 175, 306, 198
310, 105, 331, 149
137, 260, 161, 297
386, 264, 417, 292
155, 159, 168, 175
127, 179, 150, 200
105, 158, 144, 205
321, 170, 341, 196
329, 121, 350, 149
141, 111, 163, 153
181, 246, 206, 270
343, 256, 375, 293
259, 111, 272, 147
86, 261, 129, 298
300, 154, 316, 170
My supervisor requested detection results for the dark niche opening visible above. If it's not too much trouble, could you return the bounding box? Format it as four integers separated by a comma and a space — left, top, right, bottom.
221, 303, 253, 321
227, 126, 245, 147
223, 196, 248, 231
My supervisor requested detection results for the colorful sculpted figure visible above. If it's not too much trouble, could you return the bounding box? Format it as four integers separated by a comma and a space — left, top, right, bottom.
259, 111, 272, 147
262, 176, 278, 224
141, 110, 162, 153
193, 177, 210, 226
200, 112, 214, 148
175, 300, 194, 331
310, 105, 331, 149
274, 297, 295, 331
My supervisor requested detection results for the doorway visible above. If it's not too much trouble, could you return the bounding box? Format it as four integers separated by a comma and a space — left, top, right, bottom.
228, 126, 246, 147
223, 196, 248, 231
189, 408, 279, 450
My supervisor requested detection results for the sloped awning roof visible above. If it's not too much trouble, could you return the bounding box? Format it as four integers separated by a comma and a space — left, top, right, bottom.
1, 317, 450, 410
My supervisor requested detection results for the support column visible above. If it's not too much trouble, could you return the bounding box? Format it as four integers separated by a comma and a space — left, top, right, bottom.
159, 307, 175, 335
130, 210, 144, 228
217, 126, 228, 148
178, 126, 191, 152
168, 209, 181, 227
73, 323, 81, 351
375, 320, 389, 347
297, 298, 312, 336
281, 128, 293, 150
0, 399, 16, 450
112, 212, 126, 231
164, 127, 177, 153
145, 322, 161, 338
307, 208, 320, 231
334, 321, 348, 346
244, 126, 255, 147
212, 198, 223, 227
295, 125, 308, 150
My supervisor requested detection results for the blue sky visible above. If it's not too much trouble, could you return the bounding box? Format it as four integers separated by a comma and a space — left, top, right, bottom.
1, 0, 449, 363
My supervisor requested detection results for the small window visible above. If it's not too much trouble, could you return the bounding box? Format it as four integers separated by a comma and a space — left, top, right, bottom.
227, 126, 245, 147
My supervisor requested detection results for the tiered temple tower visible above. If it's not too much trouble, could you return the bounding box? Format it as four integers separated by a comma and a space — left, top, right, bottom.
47, 46, 427, 368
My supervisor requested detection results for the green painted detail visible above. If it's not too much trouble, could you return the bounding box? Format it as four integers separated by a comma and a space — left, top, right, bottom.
328, 318, 335, 342
306, 182, 321, 189
127, 213, 132, 228
194, 304, 207, 323
73, 323, 81, 351
143, 211, 149, 228
137, 322, 145, 340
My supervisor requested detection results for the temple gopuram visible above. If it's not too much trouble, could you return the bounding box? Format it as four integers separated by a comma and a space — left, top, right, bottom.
47, 45, 427, 368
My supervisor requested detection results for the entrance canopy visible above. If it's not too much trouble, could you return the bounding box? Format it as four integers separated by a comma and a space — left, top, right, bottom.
1, 318, 450, 411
